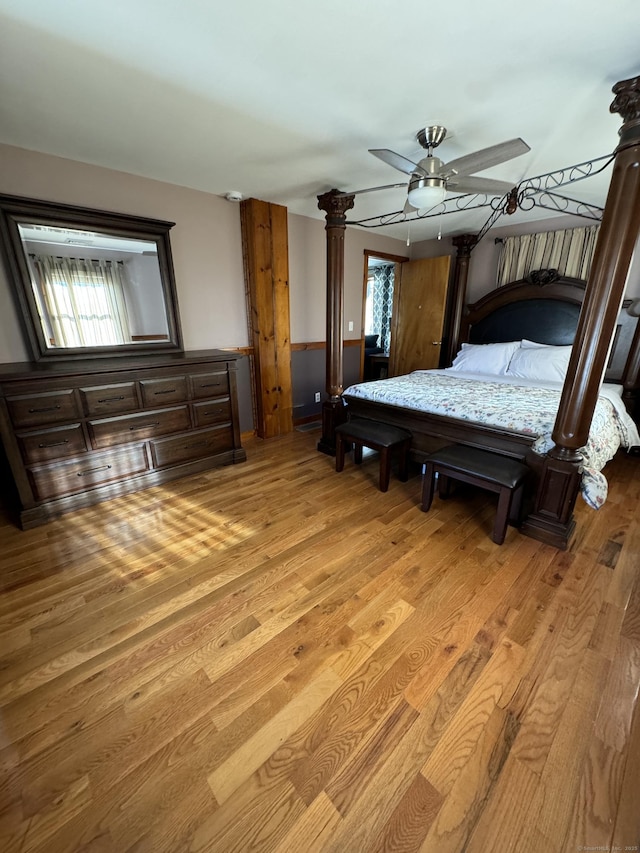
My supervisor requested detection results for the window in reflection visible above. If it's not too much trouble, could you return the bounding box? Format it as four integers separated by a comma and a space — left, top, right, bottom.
30, 255, 132, 347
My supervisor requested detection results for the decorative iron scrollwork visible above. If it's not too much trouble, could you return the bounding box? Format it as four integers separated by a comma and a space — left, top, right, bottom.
345, 153, 612, 242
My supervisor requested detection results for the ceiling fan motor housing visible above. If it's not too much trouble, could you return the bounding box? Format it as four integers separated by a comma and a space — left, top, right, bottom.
416, 125, 447, 151
410, 155, 444, 189
408, 155, 447, 208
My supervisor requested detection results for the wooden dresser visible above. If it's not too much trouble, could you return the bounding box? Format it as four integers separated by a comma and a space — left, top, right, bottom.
0, 350, 246, 528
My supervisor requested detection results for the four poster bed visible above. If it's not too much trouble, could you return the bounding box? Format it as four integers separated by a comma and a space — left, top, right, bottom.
317, 74, 640, 549
342, 274, 640, 545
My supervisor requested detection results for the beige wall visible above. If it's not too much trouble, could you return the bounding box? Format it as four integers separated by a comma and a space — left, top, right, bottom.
287, 212, 408, 344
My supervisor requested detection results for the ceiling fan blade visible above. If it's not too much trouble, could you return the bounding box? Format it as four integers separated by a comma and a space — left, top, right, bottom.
369, 148, 422, 176
440, 138, 530, 179
445, 176, 515, 196
347, 182, 407, 197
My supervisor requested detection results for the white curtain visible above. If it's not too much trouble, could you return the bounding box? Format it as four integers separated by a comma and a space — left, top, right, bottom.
496, 224, 600, 287
30, 255, 132, 347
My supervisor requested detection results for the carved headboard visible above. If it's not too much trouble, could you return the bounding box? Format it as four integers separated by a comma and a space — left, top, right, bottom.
459, 271, 637, 384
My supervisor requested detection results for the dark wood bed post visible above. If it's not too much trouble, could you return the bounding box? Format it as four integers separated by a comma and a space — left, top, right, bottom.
522, 74, 640, 548
317, 189, 355, 455
446, 234, 478, 365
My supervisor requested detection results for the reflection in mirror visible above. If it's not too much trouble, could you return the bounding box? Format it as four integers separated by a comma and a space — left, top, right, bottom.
19, 224, 169, 349
0, 194, 183, 361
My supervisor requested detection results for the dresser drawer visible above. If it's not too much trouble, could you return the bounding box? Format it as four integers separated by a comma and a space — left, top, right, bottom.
190, 371, 229, 400
17, 424, 87, 465
139, 376, 188, 407
192, 397, 231, 427
79, 382, 138, 417
7, 390, 80, 429
28, 445, 149, 501
88, 406, 191, 449
150, 425, 233, 468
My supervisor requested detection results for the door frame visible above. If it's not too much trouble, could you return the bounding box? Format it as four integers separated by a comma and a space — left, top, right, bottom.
361, 249, 409, 380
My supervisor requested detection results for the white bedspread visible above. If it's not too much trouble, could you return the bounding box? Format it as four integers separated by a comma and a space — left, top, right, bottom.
344, 369, 640, 508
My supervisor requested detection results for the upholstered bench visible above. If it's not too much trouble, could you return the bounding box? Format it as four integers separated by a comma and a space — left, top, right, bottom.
421, 445, 529, 544
335, 417, 412, 492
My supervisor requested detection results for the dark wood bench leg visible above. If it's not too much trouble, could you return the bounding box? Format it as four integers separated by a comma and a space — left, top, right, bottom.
509, 484, 524, 524
354, 443, 363, 465
398, 439, 410, 482
493, 486, 514, 545
379, 447, 391, 492
438, 472, 454, 499
421, 461, 436, 511
335, 434, 345, 473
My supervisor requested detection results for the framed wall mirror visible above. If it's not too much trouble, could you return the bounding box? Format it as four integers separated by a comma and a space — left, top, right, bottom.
0, 194, 183, 361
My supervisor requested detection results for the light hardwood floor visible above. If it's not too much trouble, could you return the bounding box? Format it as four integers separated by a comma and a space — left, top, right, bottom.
0, 429, 639, 853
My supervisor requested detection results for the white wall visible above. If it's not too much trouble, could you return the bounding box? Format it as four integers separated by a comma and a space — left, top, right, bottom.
0, 144, 408, 363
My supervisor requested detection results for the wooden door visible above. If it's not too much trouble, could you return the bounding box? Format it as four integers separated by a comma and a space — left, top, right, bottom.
388, 255, 451, 377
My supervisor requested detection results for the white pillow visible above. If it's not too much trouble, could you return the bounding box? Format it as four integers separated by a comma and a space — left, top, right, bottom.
450, 341, 520, 375
520, 338, 550, 348
506, 345, 572, 382
520, 338, 572, 348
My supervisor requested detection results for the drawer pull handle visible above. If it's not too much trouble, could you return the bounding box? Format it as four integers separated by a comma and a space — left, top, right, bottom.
38, 439, 70, 448
199, 382, 222, 388
129, 422, 160, 431
28, 405, 61, 413
154, 389, 176, 395
97, 395, 126, 403
77, 464, 112, 476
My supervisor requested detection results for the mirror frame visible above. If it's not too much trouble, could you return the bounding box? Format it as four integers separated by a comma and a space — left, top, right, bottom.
0, 193, 184, 361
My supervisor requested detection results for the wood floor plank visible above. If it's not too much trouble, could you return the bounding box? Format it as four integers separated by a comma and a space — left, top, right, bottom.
272, 792, 343, 853
419, 704, 519, 852
208, 667, 342, 804
563, 735, 627, 852
370, 771, 443, 852
421, 637, 525, 798
593, 635, 640, 752
527, 649, 611, 852
464, 755, 542, 853
611, 692, 640, 849
190, 775, 306, 853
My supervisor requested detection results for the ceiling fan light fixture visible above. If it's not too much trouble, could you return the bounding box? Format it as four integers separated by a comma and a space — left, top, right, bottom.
407, 177, 446, 210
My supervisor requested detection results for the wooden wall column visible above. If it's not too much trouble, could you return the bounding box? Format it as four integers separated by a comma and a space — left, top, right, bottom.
317, 189, 355, 455
445, 234, 478, 365
240, 198, 293, 438
522, 74, 640, 548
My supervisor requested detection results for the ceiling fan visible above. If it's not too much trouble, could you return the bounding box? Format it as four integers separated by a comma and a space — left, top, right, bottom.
363, 126, 530, 212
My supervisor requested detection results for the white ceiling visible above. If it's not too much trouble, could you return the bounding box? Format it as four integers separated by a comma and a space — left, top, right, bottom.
1, 0, 639, 242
